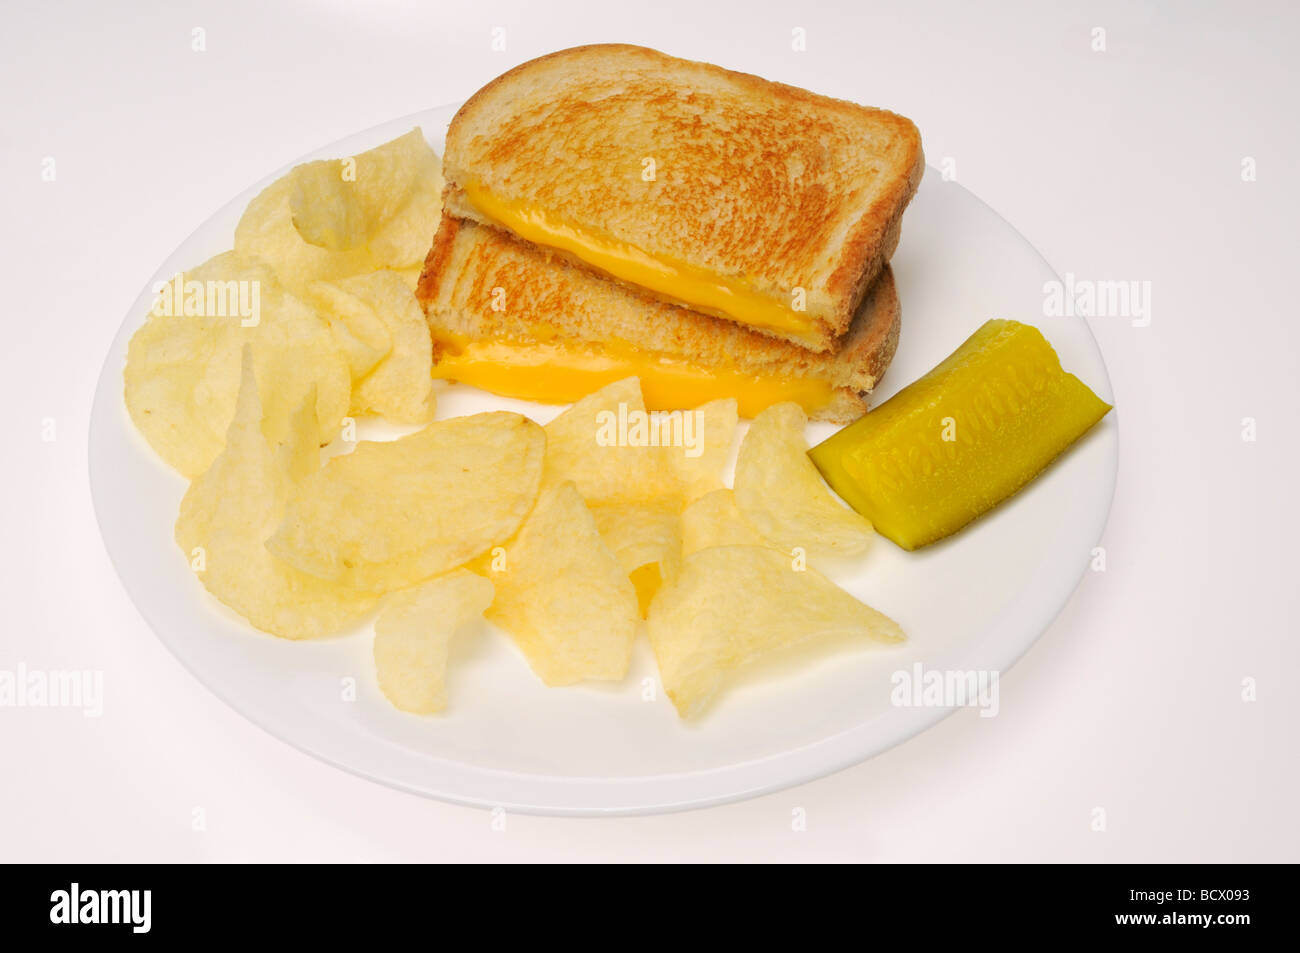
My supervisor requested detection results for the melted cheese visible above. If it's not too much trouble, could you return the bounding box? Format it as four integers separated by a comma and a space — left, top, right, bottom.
430, 336, 837, 419
461, 181, 810, 336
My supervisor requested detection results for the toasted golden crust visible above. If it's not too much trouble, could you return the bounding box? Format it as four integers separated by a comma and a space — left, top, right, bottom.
443, 44, 922, 352
417, 215, 900, 423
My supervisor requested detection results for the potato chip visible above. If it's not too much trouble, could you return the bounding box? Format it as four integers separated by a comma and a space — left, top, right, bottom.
276, 383, 323, 484
238, 173, 370, 289
359, 135, 445, 268
665, 397, 738, 503
542, 377, 680, 506
175, 350, 375, 639
393, 264, 423, 291
318, 289, 392, 380
309, 271, 434, 423
648, 545, 904, 717
125, 251, 350, 477
734, 402, 874, 561
590, 501, 683, 615
590, 502, 683, 580
234, 128, 443, 294
373, 569, 494, 713
681, 488, 768, 556
487, 482, 638, 685
268, 411, 544, 592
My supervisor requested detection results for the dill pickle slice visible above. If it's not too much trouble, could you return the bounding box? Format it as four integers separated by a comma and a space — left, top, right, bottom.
809, 320, 1111, 550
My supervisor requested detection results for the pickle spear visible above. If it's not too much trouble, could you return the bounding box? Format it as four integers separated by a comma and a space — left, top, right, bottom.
809, 319, 1111, 550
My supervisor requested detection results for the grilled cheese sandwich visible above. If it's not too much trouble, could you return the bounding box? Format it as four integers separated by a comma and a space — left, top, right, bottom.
459, 181, 812, 337
416, 216, 900, 423
442, 44, 923, 352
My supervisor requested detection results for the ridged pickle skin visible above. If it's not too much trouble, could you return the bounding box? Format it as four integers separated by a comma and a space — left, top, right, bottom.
809, 320, 1111, 550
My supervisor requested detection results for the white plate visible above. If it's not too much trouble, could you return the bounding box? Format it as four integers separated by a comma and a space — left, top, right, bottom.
89, 104, 1117, 816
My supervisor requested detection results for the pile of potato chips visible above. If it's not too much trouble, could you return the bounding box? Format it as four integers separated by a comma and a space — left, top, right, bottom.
125, 130, 904, 720
126, 129, 441, 479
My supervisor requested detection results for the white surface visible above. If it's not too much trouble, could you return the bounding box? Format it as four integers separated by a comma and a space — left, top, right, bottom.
87, 105, 1116, 814
2, 0, 1296, 857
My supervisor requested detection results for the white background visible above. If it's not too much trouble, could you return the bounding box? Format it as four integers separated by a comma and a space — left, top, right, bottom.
2, 0, 1296, 861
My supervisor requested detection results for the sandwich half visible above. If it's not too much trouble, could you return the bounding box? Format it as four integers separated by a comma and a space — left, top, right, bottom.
442, 44, 922, 353
416, 215, 900, 424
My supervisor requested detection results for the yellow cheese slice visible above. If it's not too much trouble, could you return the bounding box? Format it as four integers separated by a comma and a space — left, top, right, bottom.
431, 335, 836, 418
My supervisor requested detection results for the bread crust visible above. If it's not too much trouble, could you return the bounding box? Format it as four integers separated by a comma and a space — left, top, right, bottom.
414, 209, 461, 306
442, 44, 922, 353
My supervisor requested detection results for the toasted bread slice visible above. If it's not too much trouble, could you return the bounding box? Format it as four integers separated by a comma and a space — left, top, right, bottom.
416, 216, 899, 424
442, 44, 922, 352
